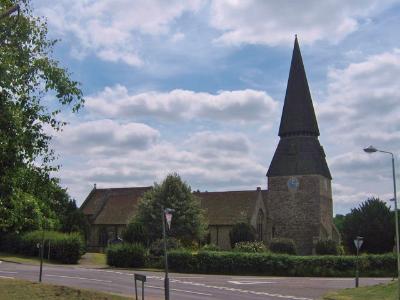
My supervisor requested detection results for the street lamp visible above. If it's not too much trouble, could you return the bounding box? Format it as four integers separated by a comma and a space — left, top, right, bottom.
161, 206, 175, 300
363, 145, 399, 299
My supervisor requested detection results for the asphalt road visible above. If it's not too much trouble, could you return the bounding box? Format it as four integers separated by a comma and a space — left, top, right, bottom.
0, 260, 392, 300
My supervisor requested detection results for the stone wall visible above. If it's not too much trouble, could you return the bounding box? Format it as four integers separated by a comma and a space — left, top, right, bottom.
267, 175, 333, 255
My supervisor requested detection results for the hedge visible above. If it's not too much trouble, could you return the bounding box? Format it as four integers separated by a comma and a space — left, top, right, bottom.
106, 243, 146, 268
168, 250, 396, 277
0, 231, 85, 264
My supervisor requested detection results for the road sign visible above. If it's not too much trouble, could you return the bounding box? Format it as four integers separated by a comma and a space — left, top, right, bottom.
165, 212, 172, 230
354, 238, 363, 250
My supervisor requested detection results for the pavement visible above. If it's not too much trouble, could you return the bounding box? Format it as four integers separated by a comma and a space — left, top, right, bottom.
0, 259, 393, 300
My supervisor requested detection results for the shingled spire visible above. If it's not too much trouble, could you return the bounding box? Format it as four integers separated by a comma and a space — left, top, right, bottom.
279, 36, 319, 137
267, 36, 331, 179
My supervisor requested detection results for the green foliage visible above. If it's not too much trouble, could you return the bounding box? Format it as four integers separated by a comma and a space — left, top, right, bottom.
106, 243, 146, 268
234, 241, 267, 253
269, 238, 296, 255
168, 250, 396, 277
315, 239, 340, 255
333, 214, 345, 236
135, 173, 207, 244
122, 219, 147, 245
0, 0, 83, 234
149, 237, 182, 257
229, 222, 255, 248
342, 198, 394, 254
0, 230, 85, 264
201, 243, 221, 251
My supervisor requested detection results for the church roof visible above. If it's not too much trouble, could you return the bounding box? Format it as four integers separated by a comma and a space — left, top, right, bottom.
278, 36, 319, 137
267, 37, 331, 179
197, 190, 267, 225
81, 186, 151, 225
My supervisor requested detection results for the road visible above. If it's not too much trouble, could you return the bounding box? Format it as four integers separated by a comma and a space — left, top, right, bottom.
0, 260, 392, 300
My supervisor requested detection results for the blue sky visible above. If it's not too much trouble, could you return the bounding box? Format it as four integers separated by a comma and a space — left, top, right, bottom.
33, 0, 400, 214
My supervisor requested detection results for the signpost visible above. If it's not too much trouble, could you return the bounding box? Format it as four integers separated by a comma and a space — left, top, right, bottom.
134, 273, 146, 300
354, 236, 363, 288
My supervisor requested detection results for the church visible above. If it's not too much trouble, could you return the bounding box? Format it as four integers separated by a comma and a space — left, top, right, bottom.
81, 37, 340, 255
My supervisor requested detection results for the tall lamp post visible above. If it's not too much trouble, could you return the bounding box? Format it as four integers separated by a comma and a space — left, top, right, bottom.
364, 145, 399, 299
161, 206, 174, 300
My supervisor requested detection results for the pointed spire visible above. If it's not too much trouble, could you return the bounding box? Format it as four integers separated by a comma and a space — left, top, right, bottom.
278, 36, 319, 137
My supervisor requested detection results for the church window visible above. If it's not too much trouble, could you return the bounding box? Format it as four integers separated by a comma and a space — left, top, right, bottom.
257, 209, 264, 241
272, 226, 276, 238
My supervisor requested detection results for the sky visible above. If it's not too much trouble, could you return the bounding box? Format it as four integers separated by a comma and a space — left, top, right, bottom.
31, 0, 400, 215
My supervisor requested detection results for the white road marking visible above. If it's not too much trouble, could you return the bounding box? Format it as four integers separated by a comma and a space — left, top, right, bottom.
46, 274, 112, 283
228, 280, 275, 285
0, 271, 18, 274
172, 276, 204, 279
0, 275, 14, 279
147, 285, 212, 296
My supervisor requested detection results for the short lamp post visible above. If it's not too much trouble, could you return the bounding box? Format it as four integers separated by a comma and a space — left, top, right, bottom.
161, 206, 174, 300
364, 145, 400, 299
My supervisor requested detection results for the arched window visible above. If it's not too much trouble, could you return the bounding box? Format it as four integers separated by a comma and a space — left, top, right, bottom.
257, 209, 264, 241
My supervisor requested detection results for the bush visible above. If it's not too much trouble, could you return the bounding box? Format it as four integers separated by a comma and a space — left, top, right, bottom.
0, 231, 85, 264
229, 222, 255, 248
106, 243, 146, 268
315, 239, 340, 255
122, 220, 147, 245
234, 241, 267, 253
149, 237, 182, 257
269, 238, 296, 255
168, 250, 395, 277
201, 244, 221, 251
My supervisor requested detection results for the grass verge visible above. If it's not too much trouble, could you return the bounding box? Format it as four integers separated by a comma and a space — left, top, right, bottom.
323, 281, 396, 300
0, 252, 51, 265
0, 277, 130, 299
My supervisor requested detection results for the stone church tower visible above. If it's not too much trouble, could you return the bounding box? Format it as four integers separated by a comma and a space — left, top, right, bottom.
266, 37, 337, 255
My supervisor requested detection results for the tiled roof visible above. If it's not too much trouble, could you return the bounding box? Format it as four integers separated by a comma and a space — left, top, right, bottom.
278, 36, 319, 137
81, 187, 151, 225
197, 190, 266, 225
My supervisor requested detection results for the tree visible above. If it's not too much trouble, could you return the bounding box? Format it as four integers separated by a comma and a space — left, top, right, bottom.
135, 173, 207, 245
342, 198, 395, 254
0, 0, 83, 233
229, 222, 255, 248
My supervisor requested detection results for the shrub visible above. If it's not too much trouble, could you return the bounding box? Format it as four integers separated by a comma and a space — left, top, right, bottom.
234, 241, 267, 253
1, 231, 85, 264
229, 222, 255, 248
106, 243, 146, 268
168, 250, 395, 277
269, 238, 296, 255
122, 220, 147, 245
149, 237, 182, 257
201, 243, 221, 251
315, 239, 339, 255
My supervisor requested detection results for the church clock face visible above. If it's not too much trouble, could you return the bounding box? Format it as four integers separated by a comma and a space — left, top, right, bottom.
287, 177, 299, 191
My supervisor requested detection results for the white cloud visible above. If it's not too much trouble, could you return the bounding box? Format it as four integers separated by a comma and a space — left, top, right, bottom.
53, 119, 160, 156
37, 0, 203, 66
86, 85, 278, 123
209, 0, 395, 46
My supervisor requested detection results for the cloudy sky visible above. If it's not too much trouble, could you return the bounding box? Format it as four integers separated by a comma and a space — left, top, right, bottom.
33, 0, 400, 215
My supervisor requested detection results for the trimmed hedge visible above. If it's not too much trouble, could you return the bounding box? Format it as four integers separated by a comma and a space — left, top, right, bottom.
269, 238, 296, 255
106, 243, 146, 268
315, 239, 340, 255
168, 250, 396, 277
234, 241, 267, 253
0, 231, 85, 264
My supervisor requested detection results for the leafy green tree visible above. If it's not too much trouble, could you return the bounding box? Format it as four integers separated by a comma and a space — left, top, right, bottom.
122, 219, 147, 245
0, 0, 83, 233
229, 222, 255, 248
333, 214, 345, 236
342, 198, 395, 254
135, 173, 207, 245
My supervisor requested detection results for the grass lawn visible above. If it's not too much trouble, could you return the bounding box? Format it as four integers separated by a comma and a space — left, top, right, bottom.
0, 277, 130, 299
324, 281, 396, 300
0, 252, 49, 265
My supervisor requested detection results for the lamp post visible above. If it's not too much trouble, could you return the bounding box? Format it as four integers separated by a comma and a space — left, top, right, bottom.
364, 145, 399, 298
161, 206, 174, 300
